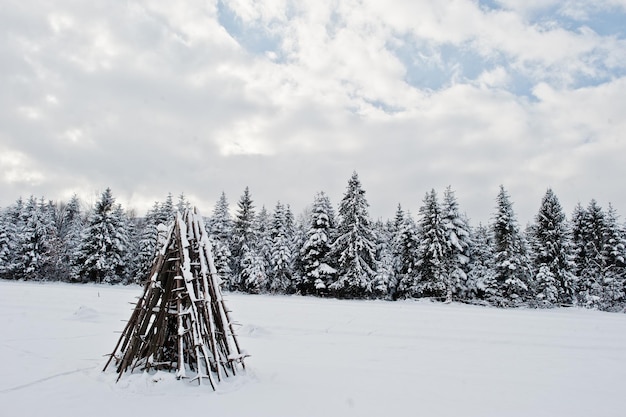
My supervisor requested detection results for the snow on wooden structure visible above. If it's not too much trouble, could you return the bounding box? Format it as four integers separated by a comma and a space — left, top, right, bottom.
103, 208, 247, 389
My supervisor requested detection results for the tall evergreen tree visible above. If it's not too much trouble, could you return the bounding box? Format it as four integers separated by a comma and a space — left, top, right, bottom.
329, 172, 377, 298
156, 193, 175, 225
371, 219, 394, 298
299, 192, 337, 295
415, 189, 447, 299
394, 211, 421, 299
0, 209, 12, 278
490, 186, 531, 306
231, 187, 258, 291
571, 200, 605, 306
207, 192, 234, 289
15, 196, 58, 280
441, 186, 472, 302
530, 189, 575, 307
467, 223, 495, 302
75, 188, 130, 283
0, 198, 25, 278
268, 202, 294, 293
600, 204, 626, 309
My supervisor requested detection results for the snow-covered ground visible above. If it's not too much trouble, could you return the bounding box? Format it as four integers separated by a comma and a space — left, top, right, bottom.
1, 281, 625, 417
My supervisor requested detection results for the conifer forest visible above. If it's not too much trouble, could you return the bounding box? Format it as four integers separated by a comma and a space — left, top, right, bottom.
1, 172, 624, 312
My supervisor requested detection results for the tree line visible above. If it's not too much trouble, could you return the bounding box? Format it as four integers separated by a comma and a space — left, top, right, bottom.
0, 172, 624, 312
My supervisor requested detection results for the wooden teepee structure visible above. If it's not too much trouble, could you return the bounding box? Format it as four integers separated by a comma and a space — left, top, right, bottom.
103, 208, 246, 389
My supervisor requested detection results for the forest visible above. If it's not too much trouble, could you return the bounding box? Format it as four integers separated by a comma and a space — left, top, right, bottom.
0, 171, 624, 312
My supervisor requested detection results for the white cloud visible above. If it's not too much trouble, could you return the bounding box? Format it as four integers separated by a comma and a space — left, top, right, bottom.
1, 0, 625, 223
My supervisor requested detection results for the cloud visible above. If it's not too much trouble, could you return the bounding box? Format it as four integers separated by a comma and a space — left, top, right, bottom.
0, 0, 625, 225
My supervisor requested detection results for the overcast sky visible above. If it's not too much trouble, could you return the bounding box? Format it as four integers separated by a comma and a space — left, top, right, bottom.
2, 0, 626, 224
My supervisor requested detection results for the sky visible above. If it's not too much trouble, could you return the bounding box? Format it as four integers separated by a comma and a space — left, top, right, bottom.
2, 0, 626, 225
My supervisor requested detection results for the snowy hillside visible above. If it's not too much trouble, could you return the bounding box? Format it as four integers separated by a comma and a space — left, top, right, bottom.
1, 281, 625, 417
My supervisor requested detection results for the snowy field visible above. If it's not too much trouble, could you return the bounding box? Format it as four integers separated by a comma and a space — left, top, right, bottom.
1, 281, 625, 417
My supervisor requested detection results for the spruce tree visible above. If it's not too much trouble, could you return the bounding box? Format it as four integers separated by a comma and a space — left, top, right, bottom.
600, 204, 626, 309
268, 202, 294, 293
299, 192, 337, 295
572, 200, 605, 306
0, 210, 11, 278
231, 187, 256, 290
394, 211, 421, 299
75, 188, 129, 283
530, 189, 576, 307
15, 196, 58, 280
57, 195, 84, 281
371, 219, 394, 298
207, 192, 234, 289
415, 189, 447, 299
441, 186, 472, 302
490, 186, 531, 306
329, 172, 377, 298
467, 223, 495, 302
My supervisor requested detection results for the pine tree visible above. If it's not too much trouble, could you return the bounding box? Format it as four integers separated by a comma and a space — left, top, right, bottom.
0, 210, 11, 278
15, 196, 58, 280
371, 220, 394, 298
467, 223, 495, 302
132, 196, 176, 284
441, 186, 472, 302
254, 205, 272, 283
0, 198, 25, 278
57, 194, 84, 281
530, 189, 576, 307
299, 192, 337, 295
231, 187, 256, 290
75, 188, 130, 283
415, 189, 447, 299
490, 186, 531, 306
329, 172, 377, 298
268, 202, 294, 294
394, 211, 421, 299
207, 192, 234, 289
572, 200, 605, 307
239, 244, 267, 293
157, 193, 175, 225
600, 204, 626, 309
176, 193, 190, 214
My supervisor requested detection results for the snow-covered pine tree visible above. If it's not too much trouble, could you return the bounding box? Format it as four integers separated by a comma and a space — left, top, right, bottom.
490, 186, 531, 306
0, 198, 25, 278
268, 202, 294, 294
467, 223, 495, 302
57, 195, 84, 281
239, 243, 267, 293
15, 196, 59, 280
0, 209, 12, 278
600, 204, 626, 310
530, 189, 576, 307
176, 193, 191, 214
74, 188, 130, 284
441, 186, 472, 302
290, 210, 309, 290
571, 200, 605, 307
329, 172, 377, 299
231, 187, 257, 290
207, 192, 234, 289
132, 203, 161, 284
371, 219, 394, 298
156, 193, 175, 225
415, 189, 447, 299
394, 211, 421, 299
254, 206, 272, 285
299, 192, 337, 295
208, 192, 233, 242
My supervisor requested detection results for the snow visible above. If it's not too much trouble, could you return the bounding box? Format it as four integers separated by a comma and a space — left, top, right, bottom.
1, 281, 626, 416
